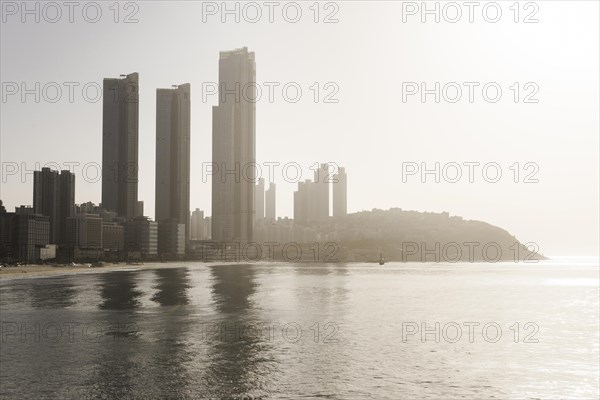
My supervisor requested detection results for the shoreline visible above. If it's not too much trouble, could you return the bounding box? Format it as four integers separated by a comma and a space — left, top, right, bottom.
0, 262, 194, 281
3, 257, 593, 282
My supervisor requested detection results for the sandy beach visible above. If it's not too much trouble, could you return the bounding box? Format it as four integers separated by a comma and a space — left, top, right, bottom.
0, 262, 194, 280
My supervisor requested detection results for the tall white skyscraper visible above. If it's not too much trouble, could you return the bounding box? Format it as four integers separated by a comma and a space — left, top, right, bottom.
212, 47, 256, 243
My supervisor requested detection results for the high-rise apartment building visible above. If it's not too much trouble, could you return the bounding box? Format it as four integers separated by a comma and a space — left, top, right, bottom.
294, 179, 316, 226
255, 178, 265, 222
314, 163, 330, 221
266, 182, 276, 221
102, 72, 139, 219
212, 47, 256, 243
190, 208, 204, 240
33, 168, 75, 244
155, 83, 191, 243
333, 167, 347, 217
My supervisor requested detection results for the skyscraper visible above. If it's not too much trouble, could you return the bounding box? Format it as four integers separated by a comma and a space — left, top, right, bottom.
102, 72, 139, 220
294, 179, 316, 226
190, 208, 204, 240
314, 163, 330, 221
333, 167, 347, 217
155, 83, 191, 243
212, 47, 256, 243
266, 182, 276, 221
33, 168, 58, 243
33, 168, 75, 244
59, 170, 75, 242
255, 177, 265, 222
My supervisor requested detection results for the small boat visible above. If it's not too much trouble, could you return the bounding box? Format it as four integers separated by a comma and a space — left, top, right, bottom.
378, 253, 385, 265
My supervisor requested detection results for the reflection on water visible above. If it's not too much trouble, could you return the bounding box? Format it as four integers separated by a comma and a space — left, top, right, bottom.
210, 264, 257, 313
0, 261, 598, 399
151, 268, 191, 306
88, 270, 145, 398
205, 264, 275, 399
146, 268, 194, 399
30, 276, 77, 309
99, 270, 143, 310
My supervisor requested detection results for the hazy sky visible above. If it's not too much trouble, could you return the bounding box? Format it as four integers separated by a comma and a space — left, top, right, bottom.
1, 1, 598, 256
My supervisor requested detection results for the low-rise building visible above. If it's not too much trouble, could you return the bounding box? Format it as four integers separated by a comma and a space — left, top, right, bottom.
125, 217, 158, 260
66, 213, 103, 261
102, 222, 124, 261
0, 207, 50, 263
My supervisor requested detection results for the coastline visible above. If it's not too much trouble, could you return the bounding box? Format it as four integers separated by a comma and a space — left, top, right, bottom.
2, 258, 578, 282
0, 262, 192, 281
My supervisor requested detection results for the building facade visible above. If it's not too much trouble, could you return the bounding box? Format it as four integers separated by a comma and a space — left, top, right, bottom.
66, 214, 103, 249
294, 179, 319, 226
255, 177, 265, 222
136, 201, 144, 217
33, 168, 75, 244
314, 163, 330, 221
124, 217, 158, 259
265, 182, 276, 221
102, 72, 139, 220
212, 47, 256, 243
333, 167, 347, 217
0, 205, 51, 263
12, 212, 50, 263
158, 219, 186, 258
102, 222, 124, 252
190, 208, 204, 240
155, 83, 191, 243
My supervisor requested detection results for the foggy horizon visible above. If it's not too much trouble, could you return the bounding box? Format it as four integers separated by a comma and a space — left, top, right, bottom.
2, 2, 598, 256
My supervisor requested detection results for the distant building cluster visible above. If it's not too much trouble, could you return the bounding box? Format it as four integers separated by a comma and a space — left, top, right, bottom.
1, 47, 349, 263
294, 164, 347, 226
